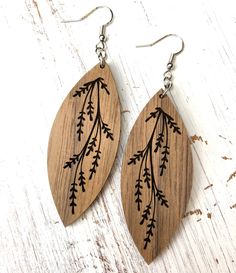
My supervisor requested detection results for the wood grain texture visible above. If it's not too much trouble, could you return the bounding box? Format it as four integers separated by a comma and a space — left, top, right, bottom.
48, 64, 120, 226
121, 90, 192, 263
0, 0, 236, 272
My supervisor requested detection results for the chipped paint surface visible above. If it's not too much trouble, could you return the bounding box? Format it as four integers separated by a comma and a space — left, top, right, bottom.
227, 171, 236, 182
221, 156, 232, 160
204, 184, 213, 190
190, 134, 208, 145
207, 213, 212, 219
183, 209, 203, 217
230, 204, 236, 209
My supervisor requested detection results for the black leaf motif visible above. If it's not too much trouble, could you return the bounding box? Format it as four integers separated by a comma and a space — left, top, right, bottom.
156, 189, 169, 208
165, 113, 181, 134
87, 101, 94, 121
144, 218, 156, 250
140, 204, 151, 225
154, 132, 164, 152
127, 106, 181, 249
77, 111, 85, 141
64, 77, 113, 215
101, 122, 114, 140
73, 80, 96, 97
78, 171, 86, 192
100, 79, 110, 95
73, 87, 87, 97
85, 137, 97, 156
143, 167, 151, 188
160, 145, 170, 176
64, 154, 80, 169
145, 107, 161, 122
89, 150, 101, 180
128, 150, 143, 165
135, 178, 143, 211
69, 182, 78, 214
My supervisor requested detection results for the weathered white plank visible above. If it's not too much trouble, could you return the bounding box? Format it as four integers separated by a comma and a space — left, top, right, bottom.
0, 0, 236, 272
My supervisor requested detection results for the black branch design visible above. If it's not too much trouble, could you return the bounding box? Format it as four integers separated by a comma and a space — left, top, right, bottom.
128, 107, 181, 249
135, 178, 143, 211
128, 150, 143, 165
143, 167, 151, 189
101, 122, 114, 140
77, 111, 85, 141
73, 80, 95, 97
64, 154, 80, 169
144, 217, 156, 249
140, 204, 151, 225
87, 101, 94, 121
165, 112, 181, 134
86, 137, 97, 156
160, 145, 169, 176
64, 77, 114, 214
89, 149, 101, 179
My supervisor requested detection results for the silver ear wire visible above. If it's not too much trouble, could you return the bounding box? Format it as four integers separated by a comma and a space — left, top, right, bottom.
62, 6, 114, 68
136, 34, 184, 97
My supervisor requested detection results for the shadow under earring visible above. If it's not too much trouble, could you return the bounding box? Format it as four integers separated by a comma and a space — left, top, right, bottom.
48, 7, 120, 226
121, 34, 192, 263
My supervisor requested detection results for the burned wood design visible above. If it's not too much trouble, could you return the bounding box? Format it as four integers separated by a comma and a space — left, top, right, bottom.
128, 107, 181, 249
63, 77, 114, 214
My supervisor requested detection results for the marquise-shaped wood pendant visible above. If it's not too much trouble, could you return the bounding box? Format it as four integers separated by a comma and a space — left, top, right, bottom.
121, 89, 192, 263
48, 64, 120, 226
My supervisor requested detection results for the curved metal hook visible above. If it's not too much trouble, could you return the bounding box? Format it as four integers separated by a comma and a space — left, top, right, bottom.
62, 6, 113, 68
61, 6, 113, 27
136, 34, 184, 63
137, 34, 185, 98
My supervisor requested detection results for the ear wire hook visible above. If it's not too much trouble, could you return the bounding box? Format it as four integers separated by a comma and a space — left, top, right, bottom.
136, 34, 185, 97
61, 6, 113, 34
62, 6, 114, 68
136, 34, 184, 64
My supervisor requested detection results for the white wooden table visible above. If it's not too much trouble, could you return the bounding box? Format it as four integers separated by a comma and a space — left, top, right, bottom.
0, 1, 236, 272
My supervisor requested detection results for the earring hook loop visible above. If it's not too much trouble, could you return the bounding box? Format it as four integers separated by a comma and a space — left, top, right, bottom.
61, 6, 113, 28
136, 34, 184, 63
136, 34, 185, 98
61, 6, 114, 68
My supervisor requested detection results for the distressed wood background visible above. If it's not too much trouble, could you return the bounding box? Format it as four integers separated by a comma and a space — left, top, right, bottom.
0, 0, 236, 272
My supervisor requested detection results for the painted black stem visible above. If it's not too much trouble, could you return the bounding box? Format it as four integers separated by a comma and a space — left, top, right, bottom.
64, 78, 114, 214
128, 107, 181, 249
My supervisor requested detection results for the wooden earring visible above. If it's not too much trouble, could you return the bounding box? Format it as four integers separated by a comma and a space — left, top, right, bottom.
47, 7, 120, 226
121, 34, 192, 263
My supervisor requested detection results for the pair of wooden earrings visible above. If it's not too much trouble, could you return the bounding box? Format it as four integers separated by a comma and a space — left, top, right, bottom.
47, 6, 192, 264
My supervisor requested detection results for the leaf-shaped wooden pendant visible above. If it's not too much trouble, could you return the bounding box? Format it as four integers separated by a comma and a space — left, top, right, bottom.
121, 89, 192, 264
48, 64, 120, 226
